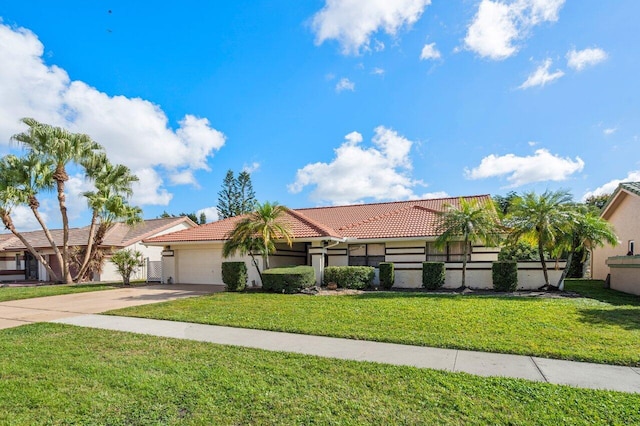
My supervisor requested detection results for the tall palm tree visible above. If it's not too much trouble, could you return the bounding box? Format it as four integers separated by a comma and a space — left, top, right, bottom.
0, 160, 60, 282
1, 154, 66, 280
506, 190, 574, 288
554, 206, 618, 289
75, 158, 140, 281
223, 202, 294, 280
435, 198, 502, 289
12, 117, 104, 283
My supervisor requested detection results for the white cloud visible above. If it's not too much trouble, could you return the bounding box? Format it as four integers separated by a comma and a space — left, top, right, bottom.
582, 171, 640, 201
420, 42, 441, 60
10, 205, 46, 232
196, 206, 219, 223
289, 126, 424, 205
603, 127, 617, 136
242, 162, 260, 174
465, 148, 584, 187
528, 141, 538, 146
311, 0, 432, 55
464, 0, 565, 60
519, 58, 564, 89
169, 170, 198, 186
130, 168, 173, 206
567, 47, 608, 71
0, 22, 226, 215
65, 174, 97, 221
335, 77, 355, 92
371, 67, 385, 75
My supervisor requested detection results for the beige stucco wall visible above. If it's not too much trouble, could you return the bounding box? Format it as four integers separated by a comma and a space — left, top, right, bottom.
606, 256, 640, 295
592, 192, 638, 279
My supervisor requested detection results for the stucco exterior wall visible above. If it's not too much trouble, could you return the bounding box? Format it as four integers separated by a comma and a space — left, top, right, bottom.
98, 222, 194, 282
592, 192, 639, 279
606, 256, 640, 295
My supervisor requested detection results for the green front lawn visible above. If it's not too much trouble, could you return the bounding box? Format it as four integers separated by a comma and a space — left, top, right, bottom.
0, 323, 637, 425
110, 280, 640, 366
0, 283, 116, 302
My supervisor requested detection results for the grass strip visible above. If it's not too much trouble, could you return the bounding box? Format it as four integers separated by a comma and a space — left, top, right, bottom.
0, 323, 638, 425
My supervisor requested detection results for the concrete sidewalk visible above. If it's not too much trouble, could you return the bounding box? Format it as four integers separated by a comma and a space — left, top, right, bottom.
54, 314, 640, 394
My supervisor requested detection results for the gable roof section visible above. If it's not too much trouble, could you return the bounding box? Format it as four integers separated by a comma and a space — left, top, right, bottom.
601, 182, 640, 220
0, 216, 195, 251
144, 195, 493, 244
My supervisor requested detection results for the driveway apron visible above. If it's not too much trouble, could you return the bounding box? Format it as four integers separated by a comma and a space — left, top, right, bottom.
0, 284, 222, 329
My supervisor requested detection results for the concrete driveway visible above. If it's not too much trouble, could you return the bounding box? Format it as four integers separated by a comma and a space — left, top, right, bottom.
0, 284, 224, 330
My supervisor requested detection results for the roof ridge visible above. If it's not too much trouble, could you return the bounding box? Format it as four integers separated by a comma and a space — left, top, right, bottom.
120, 216, 196, 246
338, 204, 416, 231
286, 208, 342, 238
295, 194, 492, 211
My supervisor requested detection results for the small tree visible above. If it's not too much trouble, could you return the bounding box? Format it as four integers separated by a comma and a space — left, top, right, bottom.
217, 170, 239, 219
435, 198, 502, 289
110, 249, 145, 286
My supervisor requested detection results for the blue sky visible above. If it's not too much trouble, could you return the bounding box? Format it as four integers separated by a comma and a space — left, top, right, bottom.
0, 1, 638, 230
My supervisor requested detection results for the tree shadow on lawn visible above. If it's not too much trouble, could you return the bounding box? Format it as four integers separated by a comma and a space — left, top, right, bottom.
564, 279, 640, 307
578, 307, 640, 331
351, 290, 552, 303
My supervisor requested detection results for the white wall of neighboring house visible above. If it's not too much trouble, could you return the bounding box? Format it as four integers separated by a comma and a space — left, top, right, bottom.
98, 221, 194, 283
592, 192, 640, 280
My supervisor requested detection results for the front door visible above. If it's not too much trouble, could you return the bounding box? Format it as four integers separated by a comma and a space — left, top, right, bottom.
24, 252, 39, 281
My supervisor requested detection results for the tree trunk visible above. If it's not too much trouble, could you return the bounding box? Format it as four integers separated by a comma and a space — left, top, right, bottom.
556, 247, 575, 290
1, 210, 60, 282
461, 237, 469, 290
538, 239, 549, 287
54, 167, 73, 284
29, 197, 65, 283
75, 210, 99, 282
249, 252, 263, 284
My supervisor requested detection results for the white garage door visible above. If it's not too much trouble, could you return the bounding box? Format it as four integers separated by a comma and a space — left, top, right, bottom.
177, 248, 221, 284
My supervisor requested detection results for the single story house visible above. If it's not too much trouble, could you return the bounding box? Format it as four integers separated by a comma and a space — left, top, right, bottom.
591, 182, 640, 295
0, 216, 196, 283
144, 195, 564, 289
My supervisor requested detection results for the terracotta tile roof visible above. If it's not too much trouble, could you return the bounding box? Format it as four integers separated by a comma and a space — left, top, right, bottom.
0, 217, 194, 251
145, 195, 493, 243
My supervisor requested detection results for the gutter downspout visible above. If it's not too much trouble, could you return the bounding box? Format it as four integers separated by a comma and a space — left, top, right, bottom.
318, 238, 347, 285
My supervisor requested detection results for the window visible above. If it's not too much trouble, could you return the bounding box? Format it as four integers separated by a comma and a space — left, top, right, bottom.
348, 243, 385, 267
426, 242, 470, 262
15, 254, 20, 269
629, 240, 635, 256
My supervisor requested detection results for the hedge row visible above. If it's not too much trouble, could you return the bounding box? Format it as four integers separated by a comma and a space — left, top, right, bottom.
324, 266, 375, 290
221, 262, 247, 291
262, 265, 316, 294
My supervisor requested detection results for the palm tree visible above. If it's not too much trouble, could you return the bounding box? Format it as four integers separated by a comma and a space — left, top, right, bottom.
435, 198, 502, 289
223, 201, 294, 280
0, 160, 60, 282
74, 158, 140, 281
554, 206, 618, 289
506, 190, 574, 289
1, 154, 66, 281
12, 117, 104, 283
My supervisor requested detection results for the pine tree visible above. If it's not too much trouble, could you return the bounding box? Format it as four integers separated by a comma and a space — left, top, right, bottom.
237, 171, 256, 215
217, 170, 239, 219
199, 212, 207, 224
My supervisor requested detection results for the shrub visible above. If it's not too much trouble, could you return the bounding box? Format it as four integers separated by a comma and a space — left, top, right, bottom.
422, 262, 445, 290
379, 262, 394, 290
492, 261, 518, 292
221, 262, 247, 292
262, 265, 316, 294
324, 266, 375, 290
498, 241, 540, 261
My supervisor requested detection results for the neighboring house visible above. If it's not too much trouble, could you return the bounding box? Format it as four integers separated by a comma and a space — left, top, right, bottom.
144, 196, 564, 289
591, 182, 640, 295
0, 217, 196, 283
